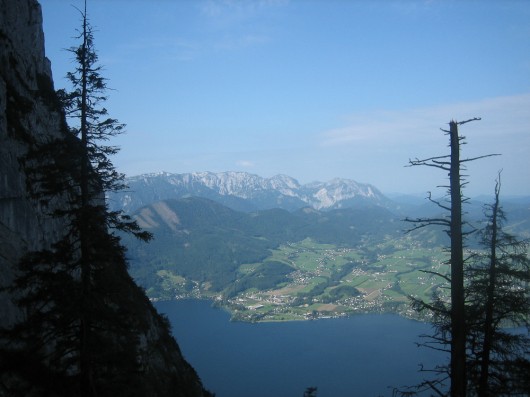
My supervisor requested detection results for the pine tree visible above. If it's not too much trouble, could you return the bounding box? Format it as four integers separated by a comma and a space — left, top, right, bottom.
0, 2, 150, 396
465, 175, 530, 396
57, 3, 149, 394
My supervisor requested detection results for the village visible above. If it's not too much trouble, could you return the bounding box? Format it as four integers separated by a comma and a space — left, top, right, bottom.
150, 236, 448, 322
217, 238, 447, 322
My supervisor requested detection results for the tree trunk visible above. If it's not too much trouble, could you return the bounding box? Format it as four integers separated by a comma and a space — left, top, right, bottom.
79, 3, 94, 396
449, 120, 466, 397
477, 181, 500, 397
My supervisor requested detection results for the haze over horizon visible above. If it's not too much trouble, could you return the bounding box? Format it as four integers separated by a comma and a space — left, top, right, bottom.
40, 0, 530, 197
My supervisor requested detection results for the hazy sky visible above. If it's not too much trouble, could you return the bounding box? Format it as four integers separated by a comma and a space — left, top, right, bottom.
40, 0, 529, 196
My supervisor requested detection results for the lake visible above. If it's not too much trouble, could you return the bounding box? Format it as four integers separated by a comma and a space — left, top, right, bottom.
155, 299, 446, 397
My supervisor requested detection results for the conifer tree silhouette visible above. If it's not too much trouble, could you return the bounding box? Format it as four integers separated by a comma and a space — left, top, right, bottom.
0, 1, 151, 395
465, 174, 530, 396
398, 118, 499, 397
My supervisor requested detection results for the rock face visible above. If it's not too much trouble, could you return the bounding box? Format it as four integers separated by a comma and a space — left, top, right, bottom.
0, 1, 210, 395
0, 0, 63, 327
109, 171, 393, 214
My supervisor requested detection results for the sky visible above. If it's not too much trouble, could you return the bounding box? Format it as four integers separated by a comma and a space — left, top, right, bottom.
39, 0, 530, 197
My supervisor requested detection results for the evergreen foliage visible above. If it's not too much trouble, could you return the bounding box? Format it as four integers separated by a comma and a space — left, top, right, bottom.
401, 119, 485, 396
303, 386, 318, 397
465, 176, 530, 396
0, 2, 153, 396
397, 121, 529, 396
122, 196, 400, 296
224, 261, 294, 298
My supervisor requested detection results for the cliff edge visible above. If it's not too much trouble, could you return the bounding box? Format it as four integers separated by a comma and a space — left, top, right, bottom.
0, 1, 211, 395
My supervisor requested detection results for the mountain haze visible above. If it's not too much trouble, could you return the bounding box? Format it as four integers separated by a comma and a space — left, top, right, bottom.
109, 171, 392, 213
122, 196, 401, 298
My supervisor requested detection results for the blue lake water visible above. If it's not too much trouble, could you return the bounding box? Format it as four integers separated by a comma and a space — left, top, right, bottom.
155, 299, 446, 397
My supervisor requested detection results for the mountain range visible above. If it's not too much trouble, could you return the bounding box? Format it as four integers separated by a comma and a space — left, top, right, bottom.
108, 171, 394, 213
115, 171, 529, 302
112, 172, 406, 299
110, 171, 530, 239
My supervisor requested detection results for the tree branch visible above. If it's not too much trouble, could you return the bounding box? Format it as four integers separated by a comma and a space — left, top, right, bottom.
461, 153, 501, 163
457, 117, 481, 125
420, 269, 451, 283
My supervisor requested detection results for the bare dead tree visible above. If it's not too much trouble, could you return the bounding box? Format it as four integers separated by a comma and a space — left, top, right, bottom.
401, 118, 499, 397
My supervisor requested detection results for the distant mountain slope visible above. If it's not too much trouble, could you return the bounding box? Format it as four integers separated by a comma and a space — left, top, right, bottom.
122, 196, 402, 297
108, 171, 393, 213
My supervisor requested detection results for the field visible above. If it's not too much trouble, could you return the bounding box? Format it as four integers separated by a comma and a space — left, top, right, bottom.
221, 236, 449, 322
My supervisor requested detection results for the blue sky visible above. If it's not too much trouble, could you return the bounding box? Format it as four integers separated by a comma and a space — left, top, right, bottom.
40, 0, 530, 196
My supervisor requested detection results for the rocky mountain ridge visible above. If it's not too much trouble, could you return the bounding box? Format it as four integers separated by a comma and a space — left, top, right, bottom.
109, 171, 392, 213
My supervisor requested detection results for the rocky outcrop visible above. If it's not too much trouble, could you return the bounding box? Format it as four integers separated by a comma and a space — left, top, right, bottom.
0, 1, 210, 395
0, 0, 63, 328
109, 171, 393, 213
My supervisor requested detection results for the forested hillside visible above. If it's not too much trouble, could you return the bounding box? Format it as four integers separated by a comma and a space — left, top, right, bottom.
123, 197, 400, 293
121, 193, 530, 321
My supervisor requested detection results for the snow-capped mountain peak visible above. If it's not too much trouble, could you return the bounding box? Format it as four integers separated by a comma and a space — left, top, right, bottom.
109, 171, 390, 213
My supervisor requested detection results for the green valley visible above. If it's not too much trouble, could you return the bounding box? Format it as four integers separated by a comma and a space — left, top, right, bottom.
122, 196, 528, 322
214, 237, 448, 321
125, 201, 449, 322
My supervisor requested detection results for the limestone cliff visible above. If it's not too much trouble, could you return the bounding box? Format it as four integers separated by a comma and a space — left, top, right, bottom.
0, 1, 210, 395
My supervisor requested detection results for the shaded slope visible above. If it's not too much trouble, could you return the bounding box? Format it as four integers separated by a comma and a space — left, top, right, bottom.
123, 197, 402, 297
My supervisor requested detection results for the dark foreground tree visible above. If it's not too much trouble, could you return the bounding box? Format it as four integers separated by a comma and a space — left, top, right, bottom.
465, 175, 530, 396
0, 2, 150, 396
58, 2, 149, 394
397, 118, 498, 397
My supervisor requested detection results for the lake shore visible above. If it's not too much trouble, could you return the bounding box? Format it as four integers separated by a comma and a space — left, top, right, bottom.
155, 299, 445, 397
